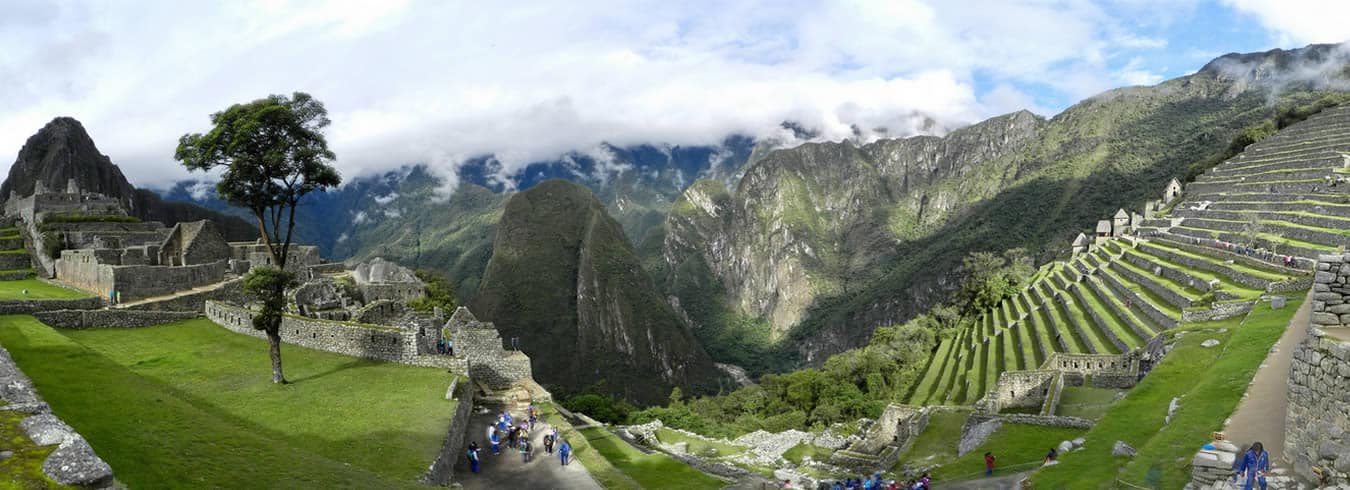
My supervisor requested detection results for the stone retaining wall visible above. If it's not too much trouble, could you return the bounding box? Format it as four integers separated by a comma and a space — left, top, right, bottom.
1068, 283, 1129, 352
1097, 269, 1179, 329
34, 309, 199, 328
1083, 276, 1155, 340
1121, 251, 1213, 292
0, 297, 103, 314
1286, 254, 1350, 484
1166, 227, 1326, 265
1155, 234, 1313, 272
0, 340, 114, 486
1181, 301, 1255, 323
1052, 296, 1101, 354
125, 278, 248, 312
422, 376, 476, 486
1136, 242, 1271, 289
1209, 201, 1350, 218
206, 300, 426, 365
1108, 262, 1194, 310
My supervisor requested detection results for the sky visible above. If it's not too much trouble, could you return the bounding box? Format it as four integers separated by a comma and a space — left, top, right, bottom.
1, 0, 1349, 191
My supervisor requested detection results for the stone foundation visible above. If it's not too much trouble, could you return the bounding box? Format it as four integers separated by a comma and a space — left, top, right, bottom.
34, 309, 199, 328
422, 376, 476, 485
1286, 253, 1350, 485
0, 339, 114, 486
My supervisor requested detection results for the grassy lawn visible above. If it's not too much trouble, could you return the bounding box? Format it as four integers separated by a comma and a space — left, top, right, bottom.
542, 404, 639, 490
930, 423, 1086, 482
1031, 298, 1302, 489
656, 427, 747, 458
0, 279, 87, 300
1055, 387, 1122, 420
892, 409, 970, 472
0, 410, 62, 489
0, 316, 456, 488
782, 442, 834, 465
578, 427, 723, 490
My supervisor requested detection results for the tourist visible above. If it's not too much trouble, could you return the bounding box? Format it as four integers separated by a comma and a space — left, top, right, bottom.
544, 431, 555, 454
832, 481, 843, 490
527, 404, 537, 428
467, 441, 481, 474
509, 425, 520, 449
446, 338, 454, 356
520, 437, 532, 463
489, 428, 501, 455
437, 338, 445, 354
1044, 447, 1058, 464
559, 439, 572, 466
984, 451, 996, 476
1233, 441, 1269, 490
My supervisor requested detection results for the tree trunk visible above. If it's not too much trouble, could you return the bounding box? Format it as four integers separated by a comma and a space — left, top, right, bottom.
267, 329, 287, 384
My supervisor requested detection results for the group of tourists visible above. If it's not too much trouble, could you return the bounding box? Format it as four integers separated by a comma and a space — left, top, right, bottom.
436, 337, 453, 356
464, 405, 573, 476
816, 472, 929, 489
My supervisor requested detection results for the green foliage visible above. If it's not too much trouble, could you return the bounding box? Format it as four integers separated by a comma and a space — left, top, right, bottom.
926, 423, 1087, 481
407, 269, 457, 313
176, 91, 341, 269
0, 316, 452, 488
40, 231, 64, 259
957, 249, 1035, 315
578, 427, 724, 490
243, 266, 296, 333
630, 321, 939, 438
561, 393, 634, 425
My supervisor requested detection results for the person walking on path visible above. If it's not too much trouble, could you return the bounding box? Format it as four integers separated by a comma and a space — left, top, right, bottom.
520, 437, 532, 463
984, 452, 996, 476
1233, 442, 1270, 490
489, 428, 501, 455
467, 441, 481, 474
559, 439, 572, 466
544, 431, 555, 454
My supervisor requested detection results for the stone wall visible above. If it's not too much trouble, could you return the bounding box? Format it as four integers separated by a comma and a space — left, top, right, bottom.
1097, 268, 1179, 329
124, 278, 247, 312
1044, 352, 1138, 378
1181, 301, 1255, 323
1122, 251, 1213, 292
422, 375, 476, 486
206, 300, 425, 365
983, 370, 1057, 414
1287, 253, 1350, 484
55, 252, 229, 301
1068, 283, 1130, 352
1108, 261, 1194, 309
33, 309, 199, 328
0, 297, 103, 314
1137, 241, 1272, 289
446, 307, 533, 390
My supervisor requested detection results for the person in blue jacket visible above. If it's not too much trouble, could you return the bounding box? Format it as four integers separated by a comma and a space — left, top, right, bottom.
489, 427, 501, 455
1233, 441, 1269, 490
559, 439, 572, 466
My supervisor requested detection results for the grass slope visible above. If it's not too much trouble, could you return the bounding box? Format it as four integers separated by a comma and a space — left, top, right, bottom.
0, 316, 455, 488
1031, 298, 1302, 489
578, 427, 723, 490
0, 279, 87, 300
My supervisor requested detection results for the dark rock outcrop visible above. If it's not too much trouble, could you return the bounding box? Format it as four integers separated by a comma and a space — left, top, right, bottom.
471, 180, 721, 404
1, 117, 255, 240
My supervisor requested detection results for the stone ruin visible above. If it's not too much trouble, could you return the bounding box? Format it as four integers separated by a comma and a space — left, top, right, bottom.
351, 257, 426, 303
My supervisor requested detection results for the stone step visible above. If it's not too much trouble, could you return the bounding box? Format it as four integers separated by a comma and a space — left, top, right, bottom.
1165, 227, 1328, 265
1175, 208, 1350, 232
1205, 200, 1350, 219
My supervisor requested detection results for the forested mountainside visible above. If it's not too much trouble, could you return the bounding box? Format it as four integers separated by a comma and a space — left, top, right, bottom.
469, 180, 722, 404
663, 44, 1350, 371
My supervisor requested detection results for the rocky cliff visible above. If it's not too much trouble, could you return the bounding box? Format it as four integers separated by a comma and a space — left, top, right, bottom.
2, 117, 255, 240
470, 180, 721, 404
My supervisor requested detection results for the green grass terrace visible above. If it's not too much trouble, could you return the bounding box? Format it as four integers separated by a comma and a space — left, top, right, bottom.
0, 316, 458, 488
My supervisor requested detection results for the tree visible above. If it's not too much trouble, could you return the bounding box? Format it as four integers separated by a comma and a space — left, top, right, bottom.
175, 92, 341, 384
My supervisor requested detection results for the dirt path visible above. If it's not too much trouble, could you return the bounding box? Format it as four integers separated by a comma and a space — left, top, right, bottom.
1221, 293, 1311, 465
457, 403, 601, 490
939, 470, 1034, 490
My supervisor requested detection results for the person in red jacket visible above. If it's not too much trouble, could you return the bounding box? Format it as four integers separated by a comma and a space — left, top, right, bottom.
985, 452, 996, 476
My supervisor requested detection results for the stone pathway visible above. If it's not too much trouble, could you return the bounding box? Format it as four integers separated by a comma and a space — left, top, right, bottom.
1222, 293, 1312, 465
112, 280, 233, 309
458, 402, 601, 490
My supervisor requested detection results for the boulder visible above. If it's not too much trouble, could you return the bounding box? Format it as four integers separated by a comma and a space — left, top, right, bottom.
1071, 437, 1086, 449
41, 436, 113, 487
1058, 440, 1073, 454
20, 413, 74, 446
1201, 339, 1220, 348
1112, 440, 1137, 457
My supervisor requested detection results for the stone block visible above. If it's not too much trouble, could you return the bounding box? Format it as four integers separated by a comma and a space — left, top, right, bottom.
1330, 304, 1350, 315
1112, 440, 1137, 457
1316, 301, 1327, 312
1314, 312, 1342, 326
1317, 283, 1332, 292
1321, 441, 1345, 459
1322, 254, 1347, 264
1272, 296, 1287, 309
1315, 292, 1343, 301
41, 437, 113, 487
1317, 271, 1339, 284
1058, 440, 1073, 454
20, 414, 73, 446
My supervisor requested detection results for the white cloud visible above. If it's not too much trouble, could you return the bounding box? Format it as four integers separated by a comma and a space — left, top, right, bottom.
1222, 0, 1350, 45
0, 0, 1259, 192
